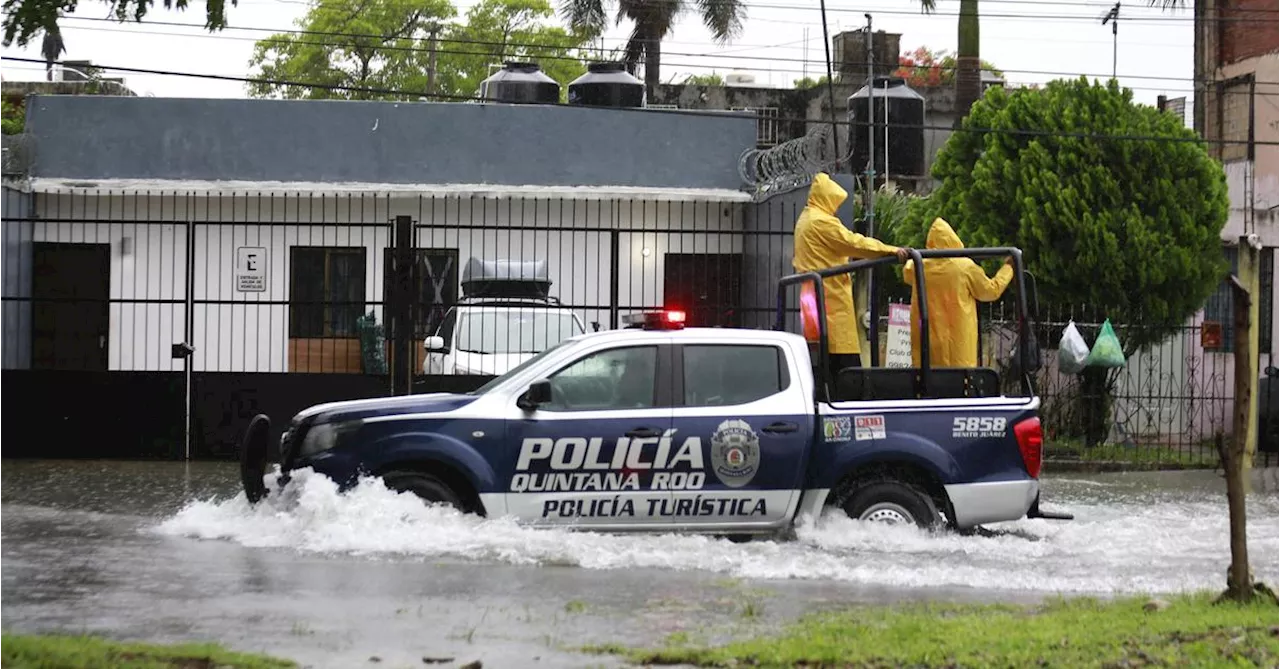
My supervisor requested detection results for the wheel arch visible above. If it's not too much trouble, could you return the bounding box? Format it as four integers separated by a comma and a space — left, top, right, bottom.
374, 459, 487, 516
826, 459, 956, 526
367, 433, 497, 516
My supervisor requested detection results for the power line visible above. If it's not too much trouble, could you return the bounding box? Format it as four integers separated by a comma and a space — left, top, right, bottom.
41, 22, 1231, 96
148, 0, 1273, 23
6, 56, 1273, 147
33, 14, 1280, 88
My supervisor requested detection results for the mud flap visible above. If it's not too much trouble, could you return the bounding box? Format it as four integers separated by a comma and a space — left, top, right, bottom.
240, 414, 272, 504
1026, 492, 1074, 520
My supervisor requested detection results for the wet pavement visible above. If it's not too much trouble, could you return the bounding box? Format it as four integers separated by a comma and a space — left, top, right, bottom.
2, 459, 1278, 669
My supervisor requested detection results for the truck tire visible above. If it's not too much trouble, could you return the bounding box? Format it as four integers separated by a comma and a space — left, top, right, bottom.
843, 482, 940, 530
382, 471, 466, 513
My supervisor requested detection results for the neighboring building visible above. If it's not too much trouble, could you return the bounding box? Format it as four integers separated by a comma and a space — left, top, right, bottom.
1192, 0, 1278, 368
0, 94, 765, 458
650, 30, 1007, 194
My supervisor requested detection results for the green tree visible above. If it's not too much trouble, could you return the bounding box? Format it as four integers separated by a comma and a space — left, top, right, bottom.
792, 75, 830, 90
912, 77, 1228, 442
247, 0, 591, 101
247, 0, 456, 100
438, 0, 591, 100
2, 97, 25, 134
558, 0, 746, 99
682, 72, 724, 86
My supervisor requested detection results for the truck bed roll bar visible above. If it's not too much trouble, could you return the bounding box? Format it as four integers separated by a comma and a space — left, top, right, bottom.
775, 247, 1032, 401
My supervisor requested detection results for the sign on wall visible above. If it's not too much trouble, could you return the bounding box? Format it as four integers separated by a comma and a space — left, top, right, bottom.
235, 246, 267, 292
885, 303, 913, 368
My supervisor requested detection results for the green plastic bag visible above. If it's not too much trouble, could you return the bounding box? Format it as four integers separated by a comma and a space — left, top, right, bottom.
1085, 318, 1126, 368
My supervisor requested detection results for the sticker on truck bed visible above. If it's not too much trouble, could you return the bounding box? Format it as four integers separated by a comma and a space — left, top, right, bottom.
823, 416, 852, 442
854, 415, 886, 441
952, 416, 1007, 439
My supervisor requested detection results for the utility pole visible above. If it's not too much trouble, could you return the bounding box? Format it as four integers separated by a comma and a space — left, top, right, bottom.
427, 24, 440, 99
858, 13, 877, 365
818, 0, 840, 169
864, 14, 876, 217
1101, 2, 1119, 80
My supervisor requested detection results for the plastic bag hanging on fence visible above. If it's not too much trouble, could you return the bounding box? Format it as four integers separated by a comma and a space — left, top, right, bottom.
1058, 320, 1089, 374
1085, 318, 1126, 368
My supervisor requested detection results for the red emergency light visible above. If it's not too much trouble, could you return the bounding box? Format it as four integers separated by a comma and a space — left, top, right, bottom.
622, 310, 687, 330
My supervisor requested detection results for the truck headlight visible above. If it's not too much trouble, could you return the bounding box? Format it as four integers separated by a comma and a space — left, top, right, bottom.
297, 419, 362, 459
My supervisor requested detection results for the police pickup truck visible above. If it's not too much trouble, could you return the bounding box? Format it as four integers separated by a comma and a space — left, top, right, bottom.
240, 247, 1071, 537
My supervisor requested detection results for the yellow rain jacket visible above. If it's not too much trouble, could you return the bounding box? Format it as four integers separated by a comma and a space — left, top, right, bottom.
793, 173, 901, 355
901, 217, 1014, 368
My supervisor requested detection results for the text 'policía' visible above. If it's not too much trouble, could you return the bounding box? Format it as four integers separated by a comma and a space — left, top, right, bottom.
511, 430, 706, 492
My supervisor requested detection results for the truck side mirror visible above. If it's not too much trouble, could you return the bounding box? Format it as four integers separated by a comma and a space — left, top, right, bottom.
517, 379, 553, 411
591, 321, 601, 332
425, 335, 447, 352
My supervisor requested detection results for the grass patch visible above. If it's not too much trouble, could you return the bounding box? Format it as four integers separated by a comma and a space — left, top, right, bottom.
1, 633, 297, 668
591, 593, 1279, 668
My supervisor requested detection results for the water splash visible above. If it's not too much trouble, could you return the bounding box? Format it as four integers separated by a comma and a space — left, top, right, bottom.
153, 468, 1280, 595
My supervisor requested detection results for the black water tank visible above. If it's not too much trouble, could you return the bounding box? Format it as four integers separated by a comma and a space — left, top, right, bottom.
847, 76, 926, 178
567, 62, 645, 108
479, 62, 561, 104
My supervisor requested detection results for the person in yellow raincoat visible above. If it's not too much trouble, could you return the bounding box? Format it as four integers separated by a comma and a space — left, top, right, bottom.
793, 173, 908, 381
901, 217, 1014, 368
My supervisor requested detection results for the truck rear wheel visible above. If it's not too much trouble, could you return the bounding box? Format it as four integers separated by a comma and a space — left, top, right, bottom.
382, 471, 466, 513
843, 482, 940, 530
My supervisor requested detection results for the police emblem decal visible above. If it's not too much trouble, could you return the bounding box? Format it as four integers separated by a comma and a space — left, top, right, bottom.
710, 419, 761, 488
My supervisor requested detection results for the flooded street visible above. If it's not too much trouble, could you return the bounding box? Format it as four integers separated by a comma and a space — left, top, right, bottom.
3, 460, 1278, 669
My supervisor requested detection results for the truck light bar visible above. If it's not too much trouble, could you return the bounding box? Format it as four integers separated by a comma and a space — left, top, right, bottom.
622, 310, 687, 330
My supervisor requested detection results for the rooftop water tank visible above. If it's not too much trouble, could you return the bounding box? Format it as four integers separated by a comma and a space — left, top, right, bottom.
847, 76, 926, 178
479, 62, 561, 104
567, 62, 645, 108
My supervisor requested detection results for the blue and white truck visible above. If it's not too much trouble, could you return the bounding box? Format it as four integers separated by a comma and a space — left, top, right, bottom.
240, 247, 1071, 537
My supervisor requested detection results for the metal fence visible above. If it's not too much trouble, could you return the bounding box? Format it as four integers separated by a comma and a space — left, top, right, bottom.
2, 186, 1272, 464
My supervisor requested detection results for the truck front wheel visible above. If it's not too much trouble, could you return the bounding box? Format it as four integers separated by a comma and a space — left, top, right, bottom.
843, 482, 941, 530
382, 471, 466, 513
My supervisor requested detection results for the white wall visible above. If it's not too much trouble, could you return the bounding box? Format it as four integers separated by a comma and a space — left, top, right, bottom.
14, 191, 745, 372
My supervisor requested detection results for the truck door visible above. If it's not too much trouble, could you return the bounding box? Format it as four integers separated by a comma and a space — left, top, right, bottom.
669, 342, 812, 529
504, 342, 675, 528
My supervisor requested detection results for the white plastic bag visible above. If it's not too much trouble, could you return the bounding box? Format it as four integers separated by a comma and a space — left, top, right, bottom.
1058, 320, 1089, 375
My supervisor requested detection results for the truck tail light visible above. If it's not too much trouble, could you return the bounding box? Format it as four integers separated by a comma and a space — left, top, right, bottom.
1013, 416, 1043, 478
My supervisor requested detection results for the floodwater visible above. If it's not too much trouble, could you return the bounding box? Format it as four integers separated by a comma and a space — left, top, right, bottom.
2, 460, 1278, 669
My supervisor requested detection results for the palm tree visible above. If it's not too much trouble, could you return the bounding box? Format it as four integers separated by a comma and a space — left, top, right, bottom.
937, 0, 1186, 122
559, 0, 745, 98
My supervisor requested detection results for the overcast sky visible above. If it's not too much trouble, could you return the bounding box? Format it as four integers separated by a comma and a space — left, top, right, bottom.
1, 0, 1202, 115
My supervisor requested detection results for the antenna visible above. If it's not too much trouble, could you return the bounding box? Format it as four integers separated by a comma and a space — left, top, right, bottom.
1100, 2, 1120, 81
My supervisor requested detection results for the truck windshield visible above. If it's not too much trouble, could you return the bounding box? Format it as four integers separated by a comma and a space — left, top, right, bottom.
457, 311, 583, 354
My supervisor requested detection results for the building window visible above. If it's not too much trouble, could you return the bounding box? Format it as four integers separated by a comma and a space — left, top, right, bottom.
382, 248, 459, 337
1198, 244, 1239, 350
289, 247, 366, 338
732, 107, 780, 148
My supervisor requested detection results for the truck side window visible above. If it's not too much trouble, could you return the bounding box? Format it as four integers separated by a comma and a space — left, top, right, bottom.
684, 345, 787, 407
544, 346, 657, 412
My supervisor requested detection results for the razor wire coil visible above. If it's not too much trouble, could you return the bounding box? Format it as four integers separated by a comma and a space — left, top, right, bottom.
738, 124, 856, 201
